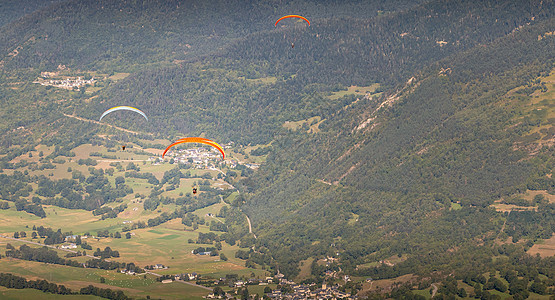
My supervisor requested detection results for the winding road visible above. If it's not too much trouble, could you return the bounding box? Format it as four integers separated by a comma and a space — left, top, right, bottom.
431, 283, 438, 298
245, 214, 256, 239
222, 181, 257, 239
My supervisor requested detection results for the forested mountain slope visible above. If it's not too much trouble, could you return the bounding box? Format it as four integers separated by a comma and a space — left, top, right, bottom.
0, 0, 422, 71
74, 0, 553, 145
0, 0, 62, 28
243, 16, 555, 278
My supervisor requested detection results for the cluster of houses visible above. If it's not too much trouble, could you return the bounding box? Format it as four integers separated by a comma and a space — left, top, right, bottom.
59, 234, 88, 249
120, 269, 143, 276
161, 147, 227, 168
60, 243, 77, 249
244, 163, 260, 170
206, 277, 356, 300
35, 74, 95, 90
144, 264, 168, 270
265, 282, 354, 300
174, 272, 199, 281
153, 272, 200, 283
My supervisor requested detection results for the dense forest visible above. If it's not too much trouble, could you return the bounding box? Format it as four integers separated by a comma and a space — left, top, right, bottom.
243, 16, 555, 277
0, 0, 554, 297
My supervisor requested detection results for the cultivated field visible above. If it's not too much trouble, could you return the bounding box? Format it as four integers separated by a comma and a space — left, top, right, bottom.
528, 233, 555, 258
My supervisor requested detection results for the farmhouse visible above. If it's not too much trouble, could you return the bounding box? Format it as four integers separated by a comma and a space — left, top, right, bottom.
60, 243, 77, 249
65, 235, 78, 241
234, 280, 245, 288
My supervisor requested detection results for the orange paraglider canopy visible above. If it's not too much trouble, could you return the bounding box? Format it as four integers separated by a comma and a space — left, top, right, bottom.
275, 15, 310, 27
162, 137, 225, 159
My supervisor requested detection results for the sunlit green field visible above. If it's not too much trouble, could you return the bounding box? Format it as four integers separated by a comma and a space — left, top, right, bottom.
0, 188, 266, 296
0, 287, 103, 300
0, 259, 209, 299
0, 134, 271, 299
327, 84, 380, 100
0, 199, 260, 299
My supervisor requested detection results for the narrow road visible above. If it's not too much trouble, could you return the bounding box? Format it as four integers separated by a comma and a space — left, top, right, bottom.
495, 210, 511, 243
145, 271, 212, 291
431, 283, 439, 298
207, 196, 226, 224
219, 179, 257, 239
245, 214, 256, 239
0, 234, 80, 254
0, 234, 211, 291
97, 159, 148, 163
209, 167, 226, 175
317, 179, 333, 186
63, 113, 151, 136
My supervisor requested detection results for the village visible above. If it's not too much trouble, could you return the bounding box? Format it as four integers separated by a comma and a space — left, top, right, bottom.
203, 273, 356, 299
162, 147, 227, 167
34, 72, 95, 90
160, 145, 259, 171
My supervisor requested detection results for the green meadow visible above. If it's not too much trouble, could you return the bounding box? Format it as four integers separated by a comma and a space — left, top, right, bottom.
0, 259, 208, 299
327, 84, 380, 100
0, 138, 270, 299
0, 287, 103, 300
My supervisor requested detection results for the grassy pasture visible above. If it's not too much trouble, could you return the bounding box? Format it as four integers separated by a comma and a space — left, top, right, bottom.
0, 258, 208, 299
457, 280, 475, 297
243, 143, 271, 164
357, 261, 380, 269
0, 287, 103, 299
0, 237, 88, 262
108, 73, 130, 81
26, 161, 75, 180
282, 116, 321, 132
0, 137, 262, 298
530, 70, 555, 105
245, 76, 277, 84
328, 84, 380, 100
509, 69, 555, 144
359, 273, 416, 295
490, 203, 536, 213
487, 289, 511, 299
135, 281, 207, 300
138, 163, 175, 181
450, 202, 462, 210
0, 204, 145, 236
9, 145, 54, 164
412, 288, 432, 299
520, 190, 555, 204
225, 192, 239, 204
528, 233, 555, 258
74, 214, 254, 278
490, 190, 552, 213
295, 257, 314, 282
71, 144, 106, 160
